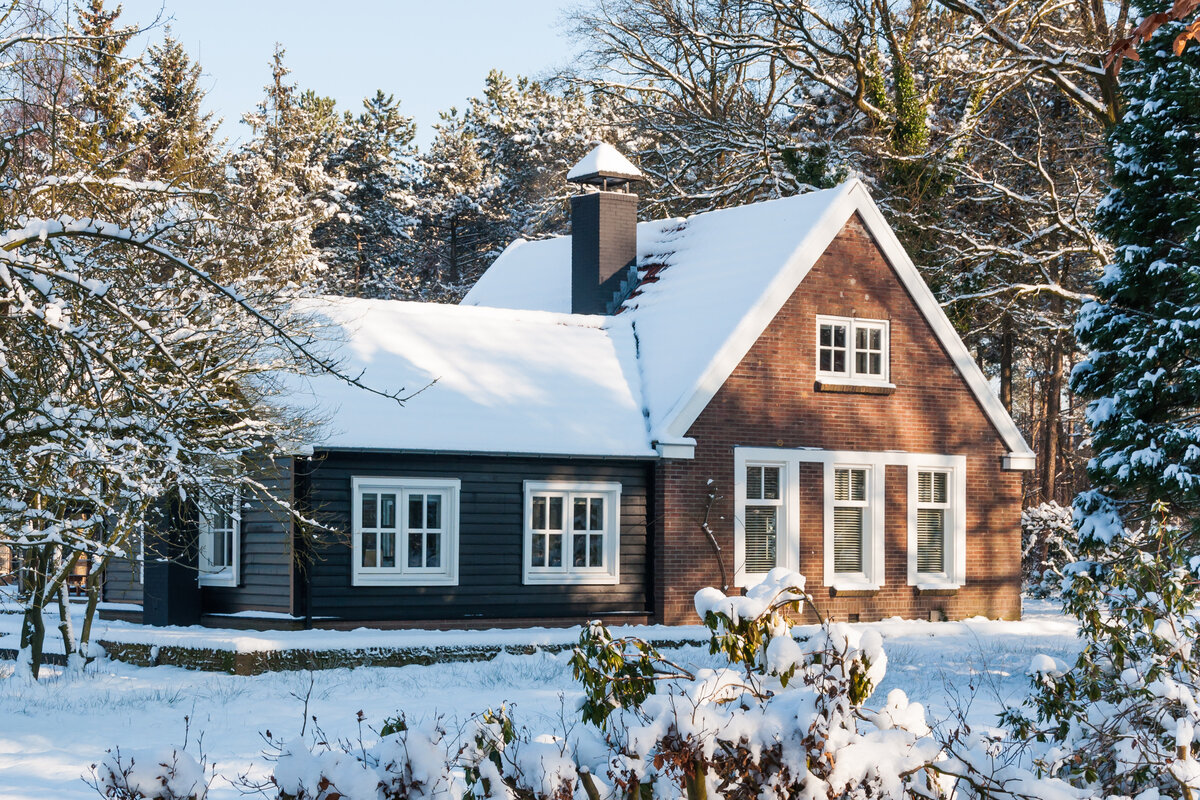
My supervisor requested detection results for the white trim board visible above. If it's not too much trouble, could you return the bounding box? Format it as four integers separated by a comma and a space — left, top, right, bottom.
655, 180, 1035, 470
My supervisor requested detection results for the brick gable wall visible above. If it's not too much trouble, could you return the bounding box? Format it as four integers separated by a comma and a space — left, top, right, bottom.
653, 214, 1023, 624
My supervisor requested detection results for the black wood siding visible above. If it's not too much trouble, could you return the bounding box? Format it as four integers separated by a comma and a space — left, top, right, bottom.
304, 452, 654, 622
103, 546, 143, 605
200, 455, 295, 615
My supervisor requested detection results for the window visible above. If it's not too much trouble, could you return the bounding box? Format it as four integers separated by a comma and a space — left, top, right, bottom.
742, 464, 783, 575
524, 481, 620, 585
198, 487, 240, 588
907, 462, 966, 588
352, 477, 460, 586
816, 316, 890, 383
832, 468, 868, 574
822, 460, 884, 590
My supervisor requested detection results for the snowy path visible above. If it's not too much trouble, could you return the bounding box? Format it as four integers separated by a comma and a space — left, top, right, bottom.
0, 600, 1078, 799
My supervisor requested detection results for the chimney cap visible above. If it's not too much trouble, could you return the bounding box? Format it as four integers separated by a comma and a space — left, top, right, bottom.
567, 143, 644, 188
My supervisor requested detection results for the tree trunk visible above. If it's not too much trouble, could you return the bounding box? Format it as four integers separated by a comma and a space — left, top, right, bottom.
18, 548, 46, 680
1042, 333, 1064, 504
54, 547, 76, 660
1000, 316, 1014, 414
77, 568, 103, 665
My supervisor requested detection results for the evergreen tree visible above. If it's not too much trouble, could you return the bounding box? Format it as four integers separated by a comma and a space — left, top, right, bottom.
68, 0, 139, 171
228, 45, 339, 286
314, 90, 419, 298
1005, 17, 1200, 795
136, 29, 220, 185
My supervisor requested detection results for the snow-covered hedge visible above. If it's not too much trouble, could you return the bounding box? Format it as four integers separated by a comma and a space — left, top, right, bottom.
92, 746, 210, 799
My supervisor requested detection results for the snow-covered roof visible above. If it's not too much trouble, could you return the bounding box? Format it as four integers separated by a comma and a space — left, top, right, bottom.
567, 143, 644, 184
464, 180, 1036, 466
286, 298, 654, 457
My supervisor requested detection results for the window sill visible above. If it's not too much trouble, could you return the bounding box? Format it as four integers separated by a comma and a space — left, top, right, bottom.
523, 572, 620, 586
199, 573, 237, 589
352, 573, 458, 588
829, 584, 880, 597
913, 581, 961, 595
814, 379, 896, 395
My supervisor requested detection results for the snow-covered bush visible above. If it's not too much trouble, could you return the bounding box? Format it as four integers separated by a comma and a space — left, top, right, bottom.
268, 715, 465, 800
1020, 502, 1077, 597
571, 568, 943, 799
92, 746, 210, 800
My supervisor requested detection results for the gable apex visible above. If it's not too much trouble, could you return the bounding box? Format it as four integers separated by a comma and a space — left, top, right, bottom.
652, 180, 1034, 468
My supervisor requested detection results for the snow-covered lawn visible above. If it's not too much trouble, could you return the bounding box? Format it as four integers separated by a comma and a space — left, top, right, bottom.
0, 599, 1079, 800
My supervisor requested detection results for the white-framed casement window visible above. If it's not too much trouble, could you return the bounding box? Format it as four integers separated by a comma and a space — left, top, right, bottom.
523, 481, 621, 585
351, 477, 460, 587
815, 315, 890, 384
823, 463, 885, 590
198, 487, 240, 588
907, 459, 967, 589
736, 463, 785, 580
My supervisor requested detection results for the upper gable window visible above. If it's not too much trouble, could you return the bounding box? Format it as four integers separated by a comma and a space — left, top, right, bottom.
816, 316, 890, 384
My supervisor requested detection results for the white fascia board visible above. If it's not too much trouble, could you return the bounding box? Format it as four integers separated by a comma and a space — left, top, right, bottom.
656, 179, 1036, 470
655, 438, 696, 459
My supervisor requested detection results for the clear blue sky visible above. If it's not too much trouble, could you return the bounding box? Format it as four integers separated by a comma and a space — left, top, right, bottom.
117, 0, 583, 147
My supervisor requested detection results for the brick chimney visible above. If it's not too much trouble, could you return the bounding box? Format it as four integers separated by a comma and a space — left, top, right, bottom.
567, 144, 644, 315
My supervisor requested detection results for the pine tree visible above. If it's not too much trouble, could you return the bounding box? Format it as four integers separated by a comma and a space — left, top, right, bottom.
68, 0, 139, 171
1003, 18, 1200, 795
136, 29, 221, 185
314, 90, 419, 298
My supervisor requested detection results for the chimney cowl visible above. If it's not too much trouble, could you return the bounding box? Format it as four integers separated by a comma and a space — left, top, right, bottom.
567, 143, 644, 191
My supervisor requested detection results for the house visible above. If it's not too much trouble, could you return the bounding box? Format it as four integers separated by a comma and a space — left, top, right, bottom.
104, 144, 1035, 629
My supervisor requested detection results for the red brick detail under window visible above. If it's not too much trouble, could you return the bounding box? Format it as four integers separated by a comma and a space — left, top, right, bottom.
653, 215, 1022, 625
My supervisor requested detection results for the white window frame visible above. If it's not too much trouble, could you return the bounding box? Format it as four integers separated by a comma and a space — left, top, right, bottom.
351, 477, 461, 587
907, 457, 967, 589
198, 486, 241, 588
733, 460, 793, 585
815, 315, 891, 386
826, 463, 879, 588
734, 448, 968, 592
523, 481, 621, 586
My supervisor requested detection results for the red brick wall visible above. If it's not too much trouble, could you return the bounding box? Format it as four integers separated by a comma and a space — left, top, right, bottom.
653, 215, 1023, 624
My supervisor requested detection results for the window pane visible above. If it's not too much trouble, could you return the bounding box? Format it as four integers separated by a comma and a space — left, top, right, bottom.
744, 506, 777, 573
856, 351, 868, 374
820, 324, 832, 347
409, 495, 424, 531
833, 350, 845, 373
380, 531, 395, 568
548, 533, 562, 567
834, 468, 866, 502
362, 493, 377, 528
573, 532, 587, 567
932, 472, 948, 504
548, 497, 563, 530
427, 495, 441, 529
917, 509, 945, 573
213, 529, 226, 567
426, 532, 440, 568
532, 533, 546, 567
590, 498, 604, 531
856, 326, 870, 349
408, 532, 422, 568
533, 497, 547, 530
819, 350, 832, 372
763, 467, 780, 500
381, 494, 396, 529
833, 326, 846, 347
590, 533, 604, 568
574, 498, 587, 532
362, 531, 376, 568
869, 353, 882, 375
746, 466, 763, 500
833, 507, 863, 573
870, 328, 882, 349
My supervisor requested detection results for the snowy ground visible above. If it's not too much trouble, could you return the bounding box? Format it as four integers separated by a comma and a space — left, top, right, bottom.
0, 599, 1079, 800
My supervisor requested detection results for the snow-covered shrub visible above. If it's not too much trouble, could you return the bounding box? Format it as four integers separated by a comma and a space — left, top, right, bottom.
92, 746, 210, 800
571, 568, 942, 799
1003, 506, 1200, 797
1020, 502, 1077, 597
269, 714, 465, 800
